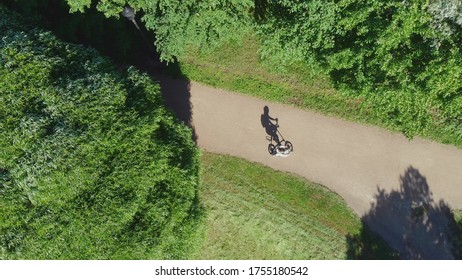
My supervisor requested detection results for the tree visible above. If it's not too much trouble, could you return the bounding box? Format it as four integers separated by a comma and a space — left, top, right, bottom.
0, 5, 203, 259
428, 0, 462, 37
65, 0, 254, 61
256, 0, 462, 139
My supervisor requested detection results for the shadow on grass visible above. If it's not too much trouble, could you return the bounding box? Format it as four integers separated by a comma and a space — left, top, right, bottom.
347, 166, 462, 259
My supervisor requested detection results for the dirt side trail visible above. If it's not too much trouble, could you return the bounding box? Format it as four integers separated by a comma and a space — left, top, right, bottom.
159, 75, 462, 259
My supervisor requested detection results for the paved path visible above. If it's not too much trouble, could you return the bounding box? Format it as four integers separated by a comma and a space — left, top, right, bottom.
159, 75, 462, 259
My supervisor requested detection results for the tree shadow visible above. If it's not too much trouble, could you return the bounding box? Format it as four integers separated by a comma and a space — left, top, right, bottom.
101, 9, 197, 142
3, 0, 146, 64
4, 0, 196, 142
347, 166, 462, 259
253, 0, 269, 22
146, 62, 197, 143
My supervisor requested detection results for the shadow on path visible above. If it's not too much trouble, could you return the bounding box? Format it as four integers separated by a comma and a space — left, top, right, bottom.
158, 76, 193, 125
139, 53, 197, 142
261, 105, 280, 144
157, 72, 197, 142
347, 166, 462, 259
123, 17, 194, 133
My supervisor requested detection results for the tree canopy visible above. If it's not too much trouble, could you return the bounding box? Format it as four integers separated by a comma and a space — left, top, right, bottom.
257, 0, 462, 139
52, 0, 462, 139
62, 0, 254, 61
0, 5, 202, 259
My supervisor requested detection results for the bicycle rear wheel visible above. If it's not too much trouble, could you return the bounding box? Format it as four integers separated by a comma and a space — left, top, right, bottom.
268, 144, 276, 155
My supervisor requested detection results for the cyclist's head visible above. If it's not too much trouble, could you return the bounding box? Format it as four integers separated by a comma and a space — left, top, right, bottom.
263, 106, 269, 114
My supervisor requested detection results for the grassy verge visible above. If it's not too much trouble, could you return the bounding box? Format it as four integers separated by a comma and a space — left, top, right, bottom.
193, 151, 396, 259
179, 35, 369, 121
453, 210, 462, 258
177, 35, 461, 148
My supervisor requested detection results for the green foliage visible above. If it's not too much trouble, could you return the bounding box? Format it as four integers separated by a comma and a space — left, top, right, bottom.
428, 0, 462, 36
2, 0, 141, 64
63, 0, 255, 61
256, 0, 337, 65
257, 0, 462, 140
7, 1, 462, 142
0, 5, 202, 259
179, 34, 369, 120
452, 209, 462, 258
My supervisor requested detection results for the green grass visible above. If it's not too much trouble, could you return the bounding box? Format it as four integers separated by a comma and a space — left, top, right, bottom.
193, 151, 396, 259
0, 14, 202, 259
455, 210, 462, 224
453, 209, 462, 258
177, 35, 462, 148
179, 35, 369, 121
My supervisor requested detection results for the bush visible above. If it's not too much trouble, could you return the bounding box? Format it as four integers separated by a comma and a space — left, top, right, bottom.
1, 0, 143, 64
253, 0, 462, 141
0, 5, 202, 259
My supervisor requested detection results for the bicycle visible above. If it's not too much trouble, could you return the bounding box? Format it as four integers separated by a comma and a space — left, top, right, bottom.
266, 119, 293, 157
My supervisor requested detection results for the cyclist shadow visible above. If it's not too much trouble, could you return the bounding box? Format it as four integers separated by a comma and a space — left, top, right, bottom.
261, 105, 280, 145
260, 106, 293, 156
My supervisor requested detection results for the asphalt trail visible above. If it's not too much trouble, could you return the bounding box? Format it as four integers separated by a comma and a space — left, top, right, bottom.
160, 74, 462, 259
